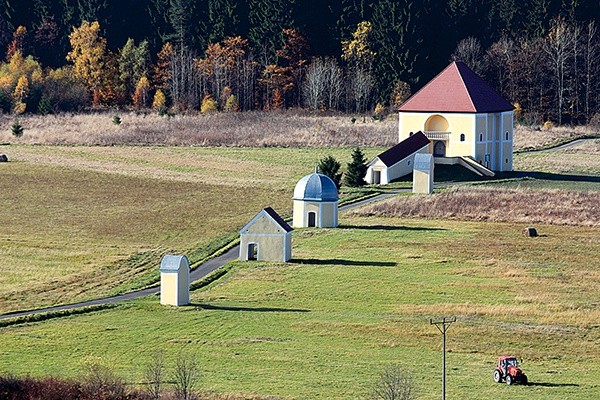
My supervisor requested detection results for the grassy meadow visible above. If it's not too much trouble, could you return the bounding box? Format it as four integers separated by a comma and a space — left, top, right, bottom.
0, 145, 385, 314
0, 217, 598, 399
0, 113, 599, 398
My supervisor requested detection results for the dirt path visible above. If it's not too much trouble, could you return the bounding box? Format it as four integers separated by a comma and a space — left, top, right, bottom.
0, 190, 407, 321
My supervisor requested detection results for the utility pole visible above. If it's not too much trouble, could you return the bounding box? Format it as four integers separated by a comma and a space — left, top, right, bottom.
430, 316, 456, 400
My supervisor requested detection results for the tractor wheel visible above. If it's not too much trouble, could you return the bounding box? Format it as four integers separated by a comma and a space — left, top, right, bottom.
506, 375, 513, 385
493, 370, 502, 383
521, 374, 528, 385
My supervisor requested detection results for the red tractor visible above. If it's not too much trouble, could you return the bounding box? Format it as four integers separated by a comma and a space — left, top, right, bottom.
493, 356, 528, 385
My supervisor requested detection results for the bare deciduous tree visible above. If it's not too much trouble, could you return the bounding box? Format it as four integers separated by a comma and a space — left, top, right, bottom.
451, 36, 486, 76
371, 364, 415, 400
582, 21, 600, 122
324, 59, 344, 110
173, 352, 200, 400
349, 67, 374, 114
170, 45, 200, 111
145, 351, 165, 400
303, 58, 328, 110
544, 18, 575, 125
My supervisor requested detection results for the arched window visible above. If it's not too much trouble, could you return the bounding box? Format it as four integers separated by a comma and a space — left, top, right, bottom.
505, 131, 509, 140
460, 133, 465, 142
479, 133, 483, 141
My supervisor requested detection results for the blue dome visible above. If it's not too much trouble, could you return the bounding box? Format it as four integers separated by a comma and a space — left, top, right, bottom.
293, 171, 339, 202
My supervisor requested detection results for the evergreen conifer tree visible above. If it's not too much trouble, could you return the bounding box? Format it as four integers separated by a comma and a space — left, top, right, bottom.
318, 155, 342, 189
344, 147, 368, 187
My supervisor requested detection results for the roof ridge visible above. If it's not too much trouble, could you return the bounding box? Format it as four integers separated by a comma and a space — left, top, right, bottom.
454, 61, 477, 112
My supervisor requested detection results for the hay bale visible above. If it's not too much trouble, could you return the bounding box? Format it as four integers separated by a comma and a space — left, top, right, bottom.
0, 154, 8, 162
523, 227, 538, 237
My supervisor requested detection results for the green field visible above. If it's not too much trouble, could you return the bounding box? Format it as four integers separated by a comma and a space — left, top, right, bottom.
1, 217, 598, 399
1, 143, 599, 399
0, 146, 385, 314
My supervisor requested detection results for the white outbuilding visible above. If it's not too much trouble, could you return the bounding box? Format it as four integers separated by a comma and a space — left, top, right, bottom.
293, 169, 339, 228
159, 254, 190, 306
365, 131, 430, 185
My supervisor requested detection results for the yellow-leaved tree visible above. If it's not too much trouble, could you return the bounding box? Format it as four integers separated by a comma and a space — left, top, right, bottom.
133, 76, 150, 110
13, 75, 29, 114
66, 21, 107, 104
341, 21, 376, 71
152, 89, 167, 112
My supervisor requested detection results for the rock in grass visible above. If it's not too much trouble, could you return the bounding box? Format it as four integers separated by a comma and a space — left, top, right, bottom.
0, 154, 8, 162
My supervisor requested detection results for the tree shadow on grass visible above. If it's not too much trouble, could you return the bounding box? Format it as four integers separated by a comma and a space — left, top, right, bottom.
510, 171, 600, 183
338, 224, 446, 232
526, 382, 580, 388
292, 258, 397, 267
191, 304, 310, 313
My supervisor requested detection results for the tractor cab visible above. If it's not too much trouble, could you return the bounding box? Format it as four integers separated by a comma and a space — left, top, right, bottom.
494, 356, 528, 385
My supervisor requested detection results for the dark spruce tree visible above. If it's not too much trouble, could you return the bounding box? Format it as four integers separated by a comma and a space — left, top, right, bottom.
370, 0, 426, 101
248, 0, 295, 66
206, 0, 243, 44
344, 148, 368, 187
318, 155, 342, 190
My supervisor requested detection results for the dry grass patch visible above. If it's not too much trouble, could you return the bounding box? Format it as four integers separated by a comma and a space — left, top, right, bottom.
0, 111, 396, 147
514, 124, 598, 151
351, 186, 600, 226
514, 139, 600, 175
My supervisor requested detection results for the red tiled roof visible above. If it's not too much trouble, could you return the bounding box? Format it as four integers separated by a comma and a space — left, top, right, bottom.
399, 61, 514, 113
376, 131, 430, 167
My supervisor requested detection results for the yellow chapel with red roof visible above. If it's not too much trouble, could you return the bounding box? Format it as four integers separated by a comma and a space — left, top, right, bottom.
398, 61, 514, 173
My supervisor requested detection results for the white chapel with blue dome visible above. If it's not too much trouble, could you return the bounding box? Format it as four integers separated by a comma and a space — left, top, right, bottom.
293, 168, 339, 228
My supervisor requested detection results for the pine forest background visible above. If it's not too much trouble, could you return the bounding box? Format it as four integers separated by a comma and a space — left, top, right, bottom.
1, 0, 599, 125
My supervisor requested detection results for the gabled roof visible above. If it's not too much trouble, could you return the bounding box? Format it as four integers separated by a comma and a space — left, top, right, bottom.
399, 61, 514, 113
240, 207, 293, 234
374, 131, 430, 167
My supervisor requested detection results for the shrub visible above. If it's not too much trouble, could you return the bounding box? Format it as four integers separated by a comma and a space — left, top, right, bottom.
589, 113, 600, 130
81, 361, 126, 400
112, 115, 122, 125
224, 94, 239, 112
373, 103, 386, 120
371, 364, 415, 400
201, 94, 218, 113
11, 120, 23, 137
542, 120, 554, 130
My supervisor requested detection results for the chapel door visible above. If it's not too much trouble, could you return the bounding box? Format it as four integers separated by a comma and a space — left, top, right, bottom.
308, 212, 316, 227
247, 243, 258, 260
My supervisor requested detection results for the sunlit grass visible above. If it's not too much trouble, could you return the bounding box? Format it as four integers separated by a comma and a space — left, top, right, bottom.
0, 217, 598, 399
